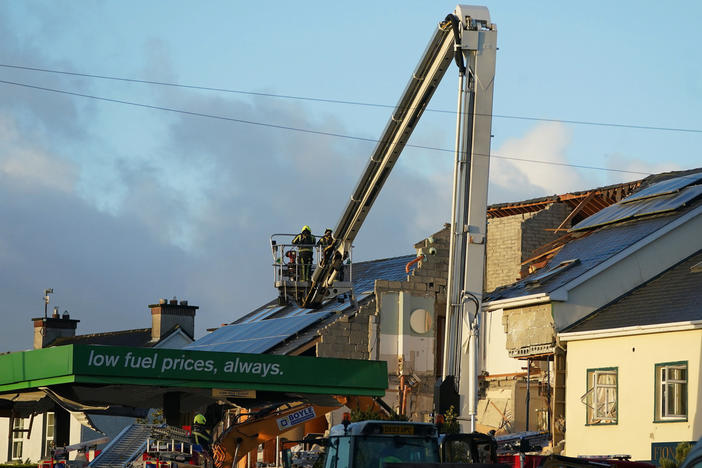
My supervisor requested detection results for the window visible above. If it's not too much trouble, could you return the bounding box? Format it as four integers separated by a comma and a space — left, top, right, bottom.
581, 368, 617, 425
324, 436, 351, 468
655, 362, 687, 421
44, 412, 56, 457
11, 418, 25, 460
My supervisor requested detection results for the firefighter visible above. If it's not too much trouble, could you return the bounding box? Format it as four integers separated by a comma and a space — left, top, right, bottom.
317, 228, 334, 265
192, 414, 212, 454
292, 225, 315, 281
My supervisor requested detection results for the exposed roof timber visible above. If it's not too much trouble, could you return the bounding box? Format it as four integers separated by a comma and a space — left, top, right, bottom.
487, 180, 642, 219
521, 232, 580, 266
555, 191, 596, 232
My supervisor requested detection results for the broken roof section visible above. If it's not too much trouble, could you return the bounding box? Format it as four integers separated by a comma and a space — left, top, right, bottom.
562, 248, 702, 334
487, 179, 642, 223
571, 172, 702, 231
187, 255, 415, 354
487, 168, 702, 301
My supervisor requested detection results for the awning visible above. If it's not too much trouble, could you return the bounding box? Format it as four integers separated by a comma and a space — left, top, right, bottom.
0, 344, 388, 414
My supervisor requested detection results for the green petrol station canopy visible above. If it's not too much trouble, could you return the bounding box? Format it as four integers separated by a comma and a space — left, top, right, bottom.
0, 345, 387, 414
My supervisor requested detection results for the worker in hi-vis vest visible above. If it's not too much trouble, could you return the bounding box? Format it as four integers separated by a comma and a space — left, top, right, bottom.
292, 225, 315, 281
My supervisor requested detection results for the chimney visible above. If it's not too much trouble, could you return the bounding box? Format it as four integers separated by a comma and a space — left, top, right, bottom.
32, 311, 79, 349
149, 297, 198, 342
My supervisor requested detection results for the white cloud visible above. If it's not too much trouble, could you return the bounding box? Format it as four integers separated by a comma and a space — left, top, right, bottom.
489, 122, 586, 203
0, 115, 78, 193
603, 153, 681, 185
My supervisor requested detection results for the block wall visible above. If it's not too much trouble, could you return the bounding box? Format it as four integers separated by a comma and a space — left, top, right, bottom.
486, 203, 572, 292
316, 301, 375, 360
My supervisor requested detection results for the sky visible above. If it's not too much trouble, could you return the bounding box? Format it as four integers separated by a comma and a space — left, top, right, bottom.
1, 1, 700, 352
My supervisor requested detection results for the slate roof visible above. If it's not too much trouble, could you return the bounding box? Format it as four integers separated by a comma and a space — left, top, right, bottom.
51, 325, 188, 348
188, 254, 415, 354
562, 249, 702, 333
52, 328, 153, 347
487, 169, 702, 301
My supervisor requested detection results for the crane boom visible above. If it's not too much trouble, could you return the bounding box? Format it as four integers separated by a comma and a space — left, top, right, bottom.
269, 2, 496, 434
301, 10, 490, 309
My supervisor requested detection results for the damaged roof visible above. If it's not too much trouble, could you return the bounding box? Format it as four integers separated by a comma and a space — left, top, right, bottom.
187, 254, 415, 354
562, 249, 702, 333
487, 179, 642, 220
487, 169, 702, 301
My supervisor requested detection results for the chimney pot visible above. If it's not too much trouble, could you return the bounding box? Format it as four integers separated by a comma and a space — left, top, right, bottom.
169, 298, 177, 305
180, 300, 188, 306
52, 307, 60, 318
159, 298, 167, 305
62, 311, 70, 319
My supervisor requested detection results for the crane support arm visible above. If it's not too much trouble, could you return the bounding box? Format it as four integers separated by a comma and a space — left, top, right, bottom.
302, 13, 466, 308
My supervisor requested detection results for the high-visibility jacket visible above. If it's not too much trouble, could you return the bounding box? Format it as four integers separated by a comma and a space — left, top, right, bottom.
293, 232, 315, 253
192, 423, 211, 447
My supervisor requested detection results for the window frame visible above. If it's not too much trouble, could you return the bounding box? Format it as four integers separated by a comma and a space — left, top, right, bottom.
43, 412, 56, 458
654, 361, 688, 423
11, 417, 26, 461
583, 367, 618, 426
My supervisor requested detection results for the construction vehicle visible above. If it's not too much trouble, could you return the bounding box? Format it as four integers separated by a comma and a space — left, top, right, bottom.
271, 2, 496, 431
272, 1, 495, 329
39, 437, 109, 468
216, 4, 497, 468
320, 420, 441, 468
217, 4, 497, 467
88, 425, 206, 468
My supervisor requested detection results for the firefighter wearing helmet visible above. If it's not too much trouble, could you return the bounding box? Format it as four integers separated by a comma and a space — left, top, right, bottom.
292, 225, 315, 281
192, 413, 211, 454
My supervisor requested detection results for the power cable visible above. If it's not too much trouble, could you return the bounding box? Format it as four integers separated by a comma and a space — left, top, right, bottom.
1, 63, 701, 135
0, 78, 652, 176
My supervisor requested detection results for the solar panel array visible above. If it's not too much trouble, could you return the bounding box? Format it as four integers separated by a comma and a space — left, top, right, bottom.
621, 172, 702, 204
185, 311, 333, 354
572, 173, 702, 231
189, 254, 416, 353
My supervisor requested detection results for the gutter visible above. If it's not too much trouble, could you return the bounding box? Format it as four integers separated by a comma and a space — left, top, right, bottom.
559, 319, 702, 342
483, 293, 550, 312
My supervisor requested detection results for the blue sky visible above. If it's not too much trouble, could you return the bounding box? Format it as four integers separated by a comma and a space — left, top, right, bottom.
1, 1, 700, 351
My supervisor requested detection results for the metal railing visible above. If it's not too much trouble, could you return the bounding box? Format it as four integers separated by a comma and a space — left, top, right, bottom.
270, 233, 352, 285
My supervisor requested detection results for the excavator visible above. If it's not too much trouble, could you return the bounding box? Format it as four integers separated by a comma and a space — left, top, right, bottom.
216, 4, 497, 468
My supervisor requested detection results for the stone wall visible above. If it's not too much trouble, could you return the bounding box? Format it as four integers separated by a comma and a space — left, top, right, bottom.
486, 215, 524, 292
486, 203, 572, 292
316, 301, 375, 360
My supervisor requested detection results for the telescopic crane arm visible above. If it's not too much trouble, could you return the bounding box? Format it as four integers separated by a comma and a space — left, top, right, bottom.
267, 3, 495, 437
302, 8, 491, 309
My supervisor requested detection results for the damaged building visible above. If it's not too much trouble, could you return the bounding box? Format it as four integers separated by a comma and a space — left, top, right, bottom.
188, 175, 656, 441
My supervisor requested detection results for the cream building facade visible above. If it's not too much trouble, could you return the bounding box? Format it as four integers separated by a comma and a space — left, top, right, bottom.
560, 249, 702, 462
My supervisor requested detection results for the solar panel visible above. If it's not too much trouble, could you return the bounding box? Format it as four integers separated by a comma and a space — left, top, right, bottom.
186, 311, 333, 353
636, 184, 702, 216
621, 172, 702, 204
572, 185, 702, 231
238, 305, 286, 323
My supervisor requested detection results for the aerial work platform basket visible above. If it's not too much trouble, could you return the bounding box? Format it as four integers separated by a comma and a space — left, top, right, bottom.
270, 233, 353, 307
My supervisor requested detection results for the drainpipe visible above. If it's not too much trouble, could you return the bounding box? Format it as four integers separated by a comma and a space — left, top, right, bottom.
525, 359, 531, 432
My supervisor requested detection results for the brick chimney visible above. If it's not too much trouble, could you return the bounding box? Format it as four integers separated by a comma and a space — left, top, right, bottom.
32, 308, 79, 349
149, 298, 198, 342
